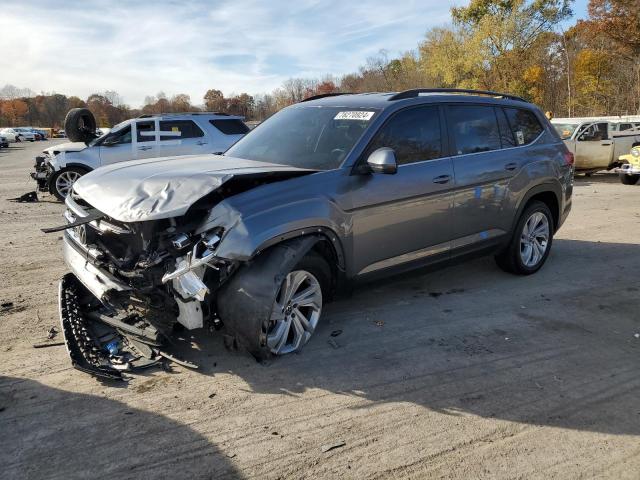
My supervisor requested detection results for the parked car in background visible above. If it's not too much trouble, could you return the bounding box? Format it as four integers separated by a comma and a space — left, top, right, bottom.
0, 128, 18, 143
50, 89, 573, 378
616, 146, 640, 185
0, 135, 8, 148
13, 127, 36, 142
55, 130, 66, 138
32, 112, 250, 200
33, 129, 49, 140
552, 119, 640, 172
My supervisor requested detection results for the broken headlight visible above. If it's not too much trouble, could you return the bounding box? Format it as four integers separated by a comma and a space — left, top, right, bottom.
162, 228, 224, 283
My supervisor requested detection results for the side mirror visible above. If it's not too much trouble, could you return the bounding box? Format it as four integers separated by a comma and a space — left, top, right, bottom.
366, 147, 397, 174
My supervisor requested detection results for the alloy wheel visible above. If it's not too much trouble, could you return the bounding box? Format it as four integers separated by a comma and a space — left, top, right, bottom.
55, 171, 81, 198
266, 270, 322, 355
519, 211, 549, 268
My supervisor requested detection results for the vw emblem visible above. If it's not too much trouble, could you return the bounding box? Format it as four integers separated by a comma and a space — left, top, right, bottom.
75, 224, 87, 245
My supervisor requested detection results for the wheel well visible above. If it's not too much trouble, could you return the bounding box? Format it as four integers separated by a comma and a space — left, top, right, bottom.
526, 191, 559, 231
309, 237, 343, 297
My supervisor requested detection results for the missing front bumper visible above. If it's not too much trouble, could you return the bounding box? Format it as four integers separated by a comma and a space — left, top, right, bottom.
59, 273, 197, 381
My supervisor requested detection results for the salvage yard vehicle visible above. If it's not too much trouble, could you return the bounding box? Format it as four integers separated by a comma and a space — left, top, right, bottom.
32, 110, 250, 200
46, 88, 573, 380
617, 146, 640, 185
0, 128, 18, 143
551, 119, 640, 173
13, 127, 36, 142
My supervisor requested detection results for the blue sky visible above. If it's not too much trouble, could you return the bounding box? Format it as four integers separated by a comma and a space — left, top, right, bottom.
0, 0, 589, 107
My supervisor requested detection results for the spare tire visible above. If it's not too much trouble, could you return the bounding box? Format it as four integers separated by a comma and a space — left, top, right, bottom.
64, 108, 97, 143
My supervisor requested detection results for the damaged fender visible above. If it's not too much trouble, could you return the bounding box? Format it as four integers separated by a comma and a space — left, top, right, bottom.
216, 235, 322, 359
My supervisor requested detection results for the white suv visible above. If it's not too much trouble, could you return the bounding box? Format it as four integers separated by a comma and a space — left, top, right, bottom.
32, 112, 250, 200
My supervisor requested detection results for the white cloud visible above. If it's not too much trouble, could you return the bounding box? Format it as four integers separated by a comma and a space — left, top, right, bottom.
0, 0, 452, 107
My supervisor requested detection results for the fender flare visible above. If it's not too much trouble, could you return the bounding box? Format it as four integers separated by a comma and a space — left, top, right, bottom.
64, 163, 93, 172
511, 182, 562, 234
252, 226, 346, 272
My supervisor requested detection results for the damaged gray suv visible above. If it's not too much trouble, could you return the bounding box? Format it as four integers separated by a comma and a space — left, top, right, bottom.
50, 89, 573, 379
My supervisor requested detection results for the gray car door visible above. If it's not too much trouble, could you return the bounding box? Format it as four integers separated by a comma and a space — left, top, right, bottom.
347, 105, 455, 276
446, 104, 526, 249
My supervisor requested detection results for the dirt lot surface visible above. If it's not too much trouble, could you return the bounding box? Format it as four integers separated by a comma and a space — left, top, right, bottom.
1, 140, 639, 479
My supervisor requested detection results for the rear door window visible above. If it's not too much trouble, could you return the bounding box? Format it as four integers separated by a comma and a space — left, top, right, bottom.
448, 105, 501, 155
503, 108, 544, 145
366, 105, 443, 165
159, 120, 204, 141
136, 121, 155, 142
496, 108, 517, 148
210, 119, 250, 135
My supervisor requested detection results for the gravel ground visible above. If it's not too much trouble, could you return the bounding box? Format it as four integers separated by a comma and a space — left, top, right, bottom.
1, 140, 639, 480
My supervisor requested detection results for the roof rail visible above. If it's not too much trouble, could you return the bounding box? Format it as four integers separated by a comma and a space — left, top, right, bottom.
300, 92, 352, 102
137, 111, 230, 118
388, 88, 528, 103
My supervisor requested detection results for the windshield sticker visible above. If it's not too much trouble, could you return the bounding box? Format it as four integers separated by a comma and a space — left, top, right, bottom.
334, 111, 375, 121
516, 130, 525, 145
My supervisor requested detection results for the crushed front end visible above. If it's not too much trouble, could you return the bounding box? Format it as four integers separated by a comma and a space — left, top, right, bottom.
55, 192, 236, 380
31, 154, 53, 192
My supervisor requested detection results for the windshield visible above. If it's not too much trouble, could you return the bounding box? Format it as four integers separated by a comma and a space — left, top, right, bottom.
88, 120, 127, 147
225, 106, 378, 170
553, 123, 579, 140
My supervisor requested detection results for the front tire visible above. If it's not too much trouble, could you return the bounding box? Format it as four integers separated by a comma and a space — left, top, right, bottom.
495, 201, 554, 275
49, 167, 86, 201
264, 253, 330, 357
619, 174, 639, 185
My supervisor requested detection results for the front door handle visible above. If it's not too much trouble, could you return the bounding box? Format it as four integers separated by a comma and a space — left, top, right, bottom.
601, 141, 612, 146
505, 162, 518, 171
196, 141, 208, 146
138, 145, 152, 151
433, 174, 451, 184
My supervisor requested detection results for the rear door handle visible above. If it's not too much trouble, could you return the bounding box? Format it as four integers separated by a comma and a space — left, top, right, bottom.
601, 141, 612, 146
196, 141, 208, 146
505, 162, 518, 171
433, 174, 451, 184
138, 145, 152, 151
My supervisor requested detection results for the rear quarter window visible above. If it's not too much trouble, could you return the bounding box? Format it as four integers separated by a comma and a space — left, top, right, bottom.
503, 108, 544, 145
209, 119, 250, 135
159, 120, 204, 140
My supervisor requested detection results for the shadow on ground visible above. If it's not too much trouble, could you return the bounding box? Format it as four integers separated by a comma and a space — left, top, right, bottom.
176, 238, 640, 438
0, 376, 241, 479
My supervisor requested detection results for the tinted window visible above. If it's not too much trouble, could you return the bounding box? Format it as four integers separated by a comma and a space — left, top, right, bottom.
136, 121, 155, 142
496, 107, 516, 148
210, 119, 250, 135
448, 105, 501, 155
619, 123, 632, 131
367, 106, 442, 165
503, 108, 544, 145
159, 120, 204, 141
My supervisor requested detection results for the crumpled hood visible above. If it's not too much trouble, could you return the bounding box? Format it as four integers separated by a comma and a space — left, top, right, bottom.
72, 154, 312, 223
45, 142, 87, 154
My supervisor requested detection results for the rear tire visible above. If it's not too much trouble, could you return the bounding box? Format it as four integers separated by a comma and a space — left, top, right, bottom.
495, 201, 554, 275
619, 174, 639, 185
49, 167, 87, 201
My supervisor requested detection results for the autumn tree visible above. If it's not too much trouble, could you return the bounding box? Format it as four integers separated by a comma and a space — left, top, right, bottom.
204, 89, 226, 112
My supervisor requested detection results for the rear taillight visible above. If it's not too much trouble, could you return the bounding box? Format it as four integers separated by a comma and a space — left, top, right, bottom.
564, 151, 574, 166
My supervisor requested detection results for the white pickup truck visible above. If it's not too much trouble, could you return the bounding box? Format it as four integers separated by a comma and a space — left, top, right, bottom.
552, 119, 640, 172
